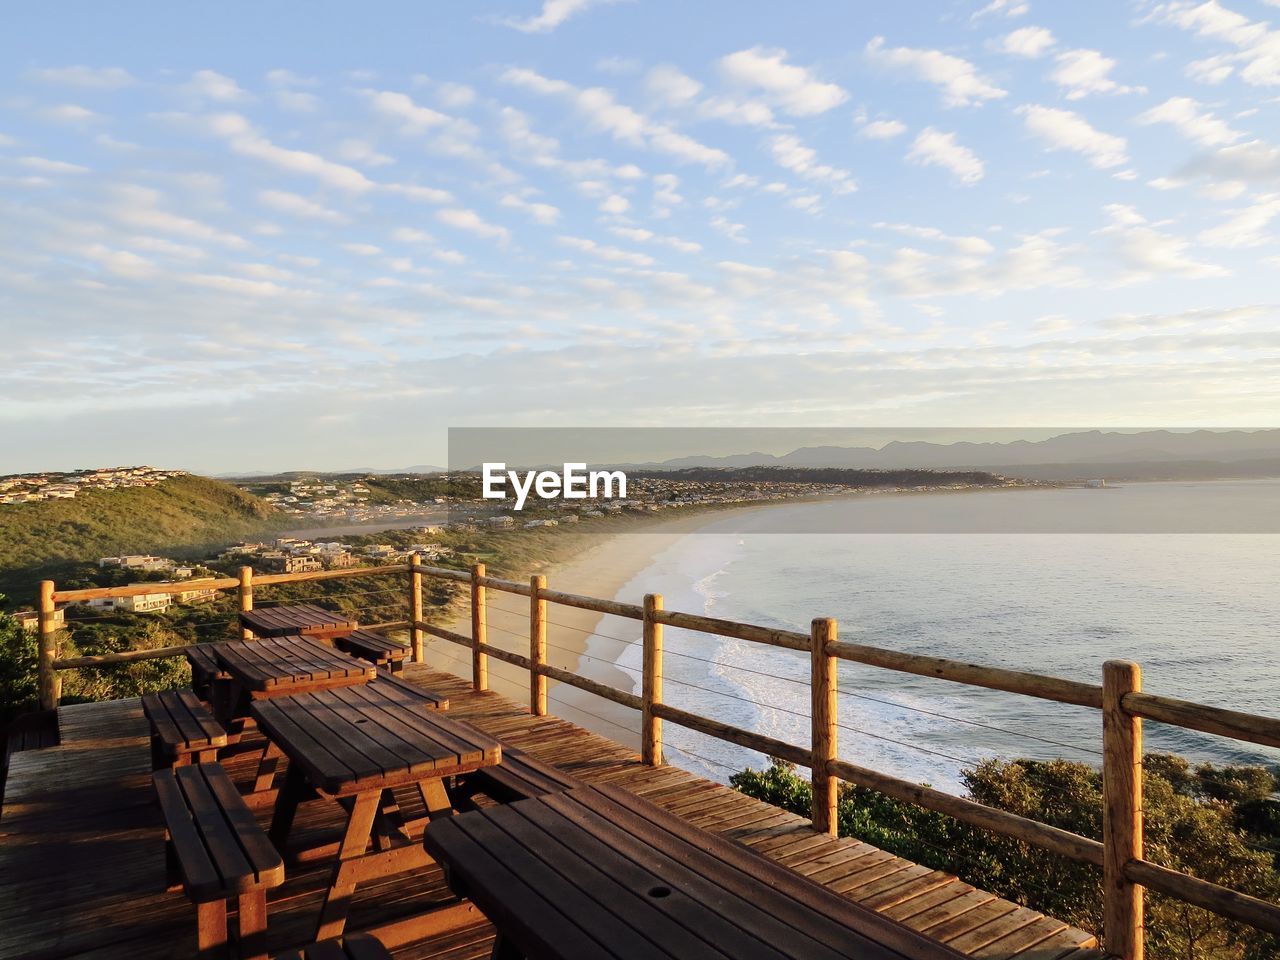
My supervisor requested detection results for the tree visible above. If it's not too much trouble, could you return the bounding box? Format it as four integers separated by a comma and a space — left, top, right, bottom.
0, 610, 39, 722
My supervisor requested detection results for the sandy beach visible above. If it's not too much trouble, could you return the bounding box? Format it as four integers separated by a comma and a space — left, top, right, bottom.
420, 506, 755, 748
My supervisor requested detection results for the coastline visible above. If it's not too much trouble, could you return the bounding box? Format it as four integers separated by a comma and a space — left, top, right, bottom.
422, 504, 763, 747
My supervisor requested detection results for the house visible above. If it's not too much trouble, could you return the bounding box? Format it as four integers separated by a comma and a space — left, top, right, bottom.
10, 607, 66, 632
86, 592, 173, 614
174, 580, 218, 604
261, 555, 323, 574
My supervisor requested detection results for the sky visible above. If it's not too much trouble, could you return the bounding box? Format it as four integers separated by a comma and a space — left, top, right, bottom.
2, 0, 1279, 473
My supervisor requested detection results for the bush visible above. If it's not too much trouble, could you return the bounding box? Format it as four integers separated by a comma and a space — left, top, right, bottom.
732, 757, 1280, 959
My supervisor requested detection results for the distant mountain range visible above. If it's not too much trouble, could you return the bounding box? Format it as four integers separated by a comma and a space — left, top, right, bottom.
218, 430, 1280, 483
624, 429, 1280, 476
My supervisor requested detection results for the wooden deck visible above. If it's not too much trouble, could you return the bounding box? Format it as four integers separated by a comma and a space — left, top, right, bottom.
0, 665, 1110, 960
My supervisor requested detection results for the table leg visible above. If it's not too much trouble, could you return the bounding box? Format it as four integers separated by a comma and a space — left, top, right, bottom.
268, 764, 307, 851
315, 790, 380, 941
419, 778, 455, 821
237, 890, 268, 960
253, 741, 283, 794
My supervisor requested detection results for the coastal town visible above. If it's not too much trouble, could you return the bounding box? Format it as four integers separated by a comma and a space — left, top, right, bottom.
0, 466, 186, 505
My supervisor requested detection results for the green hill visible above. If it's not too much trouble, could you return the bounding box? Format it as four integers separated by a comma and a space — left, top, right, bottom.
0, 474, 286, 601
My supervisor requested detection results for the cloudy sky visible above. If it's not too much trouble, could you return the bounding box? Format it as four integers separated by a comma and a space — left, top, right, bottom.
2, 0, 1279, 473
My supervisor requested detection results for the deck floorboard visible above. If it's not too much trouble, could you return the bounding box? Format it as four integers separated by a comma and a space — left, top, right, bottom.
0, 664, 1111, 960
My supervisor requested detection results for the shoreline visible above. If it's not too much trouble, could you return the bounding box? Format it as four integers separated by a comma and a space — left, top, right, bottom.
422, 504, 763, 747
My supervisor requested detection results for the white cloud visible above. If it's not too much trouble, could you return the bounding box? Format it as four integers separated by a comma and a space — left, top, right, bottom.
608, 226, 701, 253
500, 67, 729, 168
876, 222, 994, 255
17, 156, 88, 174
1049, 49, 1144, 99
436, 82, 476, 110
77, 243, 156, 279
860, 119, 907, 139
44, 104, 98, 123
500, 0, 613, 33
768, 134, 857, 193
717, 47, 848, 115
188, 70, 249, 102
384, 182, 454, 204
500, 193, 561, 224
559, 234, 654, 266
107, 184, 247, 247
599, 194, 630, 214
1137, 96, 1242, 146
1181, 139, 1280, 184
258, 189, 346, 222
435, 207, 510, 243
1186, 54, 1236, 84
998, 26, 1056, 58
392, 227, 434, 244
1018, 104, 1129, 169
274, 90, 320, 113
906, 128, 985, 184
208, 113, 374, 191
342, 243, 382, 255
364, 90, 450, 133
337, 138, 394, 167
973, 0, 1029, 19
26, 65, 133, 88
865, 37, 1007, 107
1199, 194, 1280, 247
645, 65, 703, 106
266, 69, 318, 88
1155, 0, 1280, 88
1098, 204, 1229, 282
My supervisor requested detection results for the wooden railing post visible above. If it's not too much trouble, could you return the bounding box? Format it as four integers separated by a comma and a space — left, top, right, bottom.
471, 563, 488, 691
408, 553, 424, 662
811, 617, 838, 836
642, 593, 664, 766
1104, 660, 1144, 960
530, 575, 547, 715
238, 566, 253, 641
38, 580, 59, 711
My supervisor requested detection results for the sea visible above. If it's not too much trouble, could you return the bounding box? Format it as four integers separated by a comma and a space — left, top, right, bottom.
577, 479, 1280, 793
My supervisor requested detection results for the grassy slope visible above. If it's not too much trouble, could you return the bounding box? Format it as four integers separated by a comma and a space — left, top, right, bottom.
0, 475, 285, 600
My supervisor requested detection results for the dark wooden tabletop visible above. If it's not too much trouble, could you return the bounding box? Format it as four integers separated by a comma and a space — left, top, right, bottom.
251, 684, 501, 796
215, 635, 375, 694
423, 784, 970, 960
239, 603, 358, 638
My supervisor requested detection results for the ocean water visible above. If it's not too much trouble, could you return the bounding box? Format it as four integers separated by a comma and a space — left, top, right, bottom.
585, 480, 1280, 792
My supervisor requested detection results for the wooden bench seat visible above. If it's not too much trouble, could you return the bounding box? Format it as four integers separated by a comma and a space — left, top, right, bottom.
141, 690, 228, 769
335, 629, 410, 672
154, 762, 285, 960
367, 667, 449, 711
186, 643, 229, 701
456, 744, 582, 806
273, 933, 392, 960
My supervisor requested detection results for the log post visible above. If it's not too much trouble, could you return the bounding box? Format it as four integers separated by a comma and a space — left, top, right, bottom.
530, 574, 547, 716
811, 617, 838, 836
238, 566, 253, 641
642, 593, 664, 766
37, 580, 59, 711
1103, 660, 1144, 960
408, 553, 424, 662
471, 563, 488, 691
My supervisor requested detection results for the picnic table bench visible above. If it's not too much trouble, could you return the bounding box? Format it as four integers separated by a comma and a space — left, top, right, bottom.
185, 642, 229, 702
424, 783, 969, 960
252, 684, 502, 940
455, 744, 582, 807
154, 762, 285, 960
239, 603, 358, 641
367, 666, 449, 711
141, 690, 227, 769
335, 629, 410, 672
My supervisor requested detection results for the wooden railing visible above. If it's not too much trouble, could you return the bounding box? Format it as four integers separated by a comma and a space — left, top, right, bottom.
34, 558, 1280, 960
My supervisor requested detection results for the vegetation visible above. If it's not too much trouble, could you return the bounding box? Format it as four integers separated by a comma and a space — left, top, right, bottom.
0, 475, 286, 599
733, 759, 1280, 959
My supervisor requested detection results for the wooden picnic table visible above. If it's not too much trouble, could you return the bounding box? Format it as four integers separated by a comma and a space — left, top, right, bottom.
252, 684, 501, 941
215, 635, 375, 700
424, 783, 970, 960
239, 602, 358, 640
